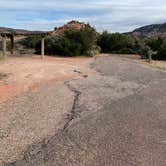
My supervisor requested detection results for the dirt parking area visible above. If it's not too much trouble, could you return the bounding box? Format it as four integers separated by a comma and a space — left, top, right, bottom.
0, 56, 92, 103
1, 55, 166, 166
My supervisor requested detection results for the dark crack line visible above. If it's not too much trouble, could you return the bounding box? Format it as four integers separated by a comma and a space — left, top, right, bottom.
63, 80, 81, 130
4, 73, 86, 166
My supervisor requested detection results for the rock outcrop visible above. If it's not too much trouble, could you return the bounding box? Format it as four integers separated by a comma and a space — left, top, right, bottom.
49, 20, 90, 36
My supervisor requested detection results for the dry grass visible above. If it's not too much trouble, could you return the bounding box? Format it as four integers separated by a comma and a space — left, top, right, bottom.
96, 54, 141, 60
141, 60, 166, 71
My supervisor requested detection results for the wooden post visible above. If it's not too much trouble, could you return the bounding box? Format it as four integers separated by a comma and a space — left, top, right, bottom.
10, 35, 14, 55
41, 37, 45, 59
2, 35, 7, 58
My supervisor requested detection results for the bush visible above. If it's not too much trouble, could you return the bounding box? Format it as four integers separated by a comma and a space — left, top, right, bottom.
146, 38, 163, 51
36, 26, 99, 57
20, 35, 42, 49
133, 39, 149, 59
97, 31, 112, 53
152, 41, 166, 60
97, 32, 135, 54
117, 48, 135, 54
146, 38, 166, 60
97, 31, 159, 59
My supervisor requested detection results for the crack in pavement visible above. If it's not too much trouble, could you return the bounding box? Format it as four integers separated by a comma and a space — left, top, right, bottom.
3, 57, 166, 166
63, 80, 81, 130
63, 69, 89, 130
3, 71, 88, 166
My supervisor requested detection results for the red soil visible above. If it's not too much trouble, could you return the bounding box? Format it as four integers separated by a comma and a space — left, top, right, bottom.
0, 56, 92, 103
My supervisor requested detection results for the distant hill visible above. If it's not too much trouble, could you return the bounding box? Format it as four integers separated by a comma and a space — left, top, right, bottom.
126, 22, 166, 39
0, 27, 44, 35
0, 21, 90, 36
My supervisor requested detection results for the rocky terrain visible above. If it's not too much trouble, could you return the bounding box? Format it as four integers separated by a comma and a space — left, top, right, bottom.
49, 21, 91, 36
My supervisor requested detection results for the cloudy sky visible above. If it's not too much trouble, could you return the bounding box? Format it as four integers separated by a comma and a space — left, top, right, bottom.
0, 0, 166, 32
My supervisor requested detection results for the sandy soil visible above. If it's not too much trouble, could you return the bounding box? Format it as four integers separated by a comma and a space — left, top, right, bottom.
0, 55, 93, 103
141, 60, 166, 70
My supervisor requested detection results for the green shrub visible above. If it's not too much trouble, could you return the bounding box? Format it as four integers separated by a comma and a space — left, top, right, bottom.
117, 48, 135, 54
20, 35, 42, 49
152, 41, 166, 60
133, 39, 149, 59
146, 38, 166, 60
97, 32, 134, 54
35, 26, 98, 57
97, 31, 158, 59
146, 38, 163, 51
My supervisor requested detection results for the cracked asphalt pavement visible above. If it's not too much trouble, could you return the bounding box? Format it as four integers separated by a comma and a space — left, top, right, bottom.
1, 56, 166, 166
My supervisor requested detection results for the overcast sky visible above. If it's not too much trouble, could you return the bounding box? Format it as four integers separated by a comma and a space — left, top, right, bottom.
0, 0, 166, 32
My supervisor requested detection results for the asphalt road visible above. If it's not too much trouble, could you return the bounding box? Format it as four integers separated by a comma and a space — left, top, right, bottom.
4, 56, 166, 166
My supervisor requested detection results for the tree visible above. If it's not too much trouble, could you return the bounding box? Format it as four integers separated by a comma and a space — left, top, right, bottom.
97, 32, 134, 53
145, 38, 166, 60
146, 38, 163, 51
35, 26, 99, 57
133, 39, 148, 58
97, 31, 112, 53
153, 40, 166, 60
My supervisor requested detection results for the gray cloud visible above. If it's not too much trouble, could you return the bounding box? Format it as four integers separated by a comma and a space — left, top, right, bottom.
0, 0, 165, 32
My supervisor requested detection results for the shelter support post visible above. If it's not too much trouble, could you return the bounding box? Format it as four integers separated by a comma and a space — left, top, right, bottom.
2, 35, 7, 58
41, 37, 45, 59
10, 35, 14, 55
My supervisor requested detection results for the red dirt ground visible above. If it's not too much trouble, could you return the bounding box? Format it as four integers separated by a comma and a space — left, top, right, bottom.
0, 56, 92, 103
